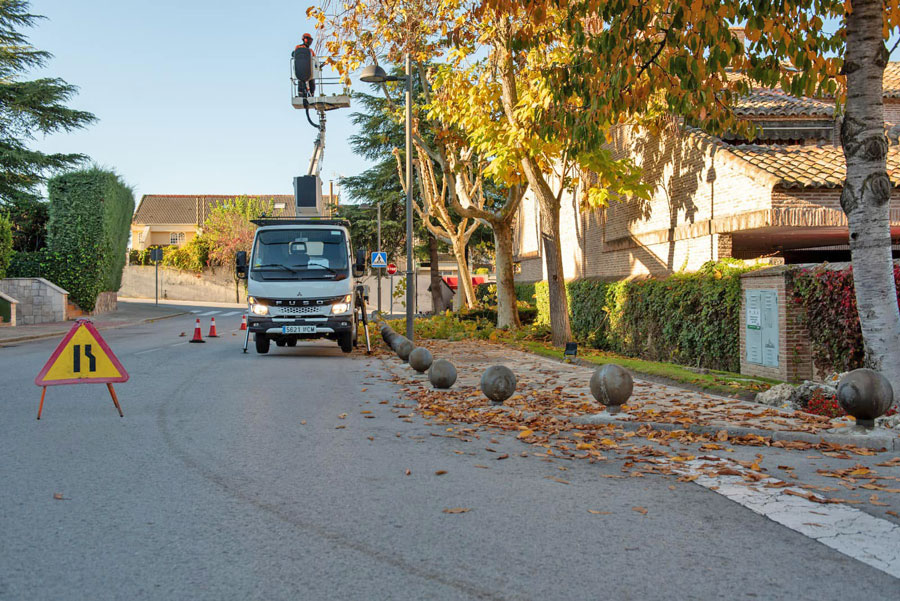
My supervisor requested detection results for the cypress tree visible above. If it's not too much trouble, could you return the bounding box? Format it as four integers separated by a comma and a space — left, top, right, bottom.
0, 0, 95, 204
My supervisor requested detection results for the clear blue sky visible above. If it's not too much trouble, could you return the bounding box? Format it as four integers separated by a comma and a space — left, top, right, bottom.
27, 0, 373, 202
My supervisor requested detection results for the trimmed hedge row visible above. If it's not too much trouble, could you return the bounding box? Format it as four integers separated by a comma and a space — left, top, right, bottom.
474, 282, 537, 306
529, 261, 753, 372
8, 169, 134, 311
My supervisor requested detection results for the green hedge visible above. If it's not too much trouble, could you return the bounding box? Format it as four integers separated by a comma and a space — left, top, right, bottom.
531, 260, 753, 372
474, 282, 537, 307
10, 169, 137, 311
0, 212, 12, 279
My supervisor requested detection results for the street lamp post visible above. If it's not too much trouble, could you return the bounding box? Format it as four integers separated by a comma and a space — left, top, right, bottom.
360, 58, 415, 342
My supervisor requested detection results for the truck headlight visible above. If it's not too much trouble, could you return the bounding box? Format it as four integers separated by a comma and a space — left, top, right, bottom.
331, 294, 353, 315
251, 303, 268, 316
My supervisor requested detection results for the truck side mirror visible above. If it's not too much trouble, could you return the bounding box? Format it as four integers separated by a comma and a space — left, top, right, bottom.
235, 251, 248, 280
353, 249, 366, 278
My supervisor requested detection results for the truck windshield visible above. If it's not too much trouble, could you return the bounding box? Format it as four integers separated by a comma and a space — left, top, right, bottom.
250, 228, 349, 281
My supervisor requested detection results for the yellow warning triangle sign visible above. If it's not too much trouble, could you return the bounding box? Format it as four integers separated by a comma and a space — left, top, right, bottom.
35, 320, 129, 386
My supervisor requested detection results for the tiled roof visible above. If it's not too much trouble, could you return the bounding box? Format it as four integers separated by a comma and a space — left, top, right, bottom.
884, 63, 900, 98
133, 195, 295, 225
734, 88, 834, 118
726, 144, 900, 189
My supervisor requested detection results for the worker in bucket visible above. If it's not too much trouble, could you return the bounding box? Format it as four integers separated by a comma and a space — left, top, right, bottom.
293, 33, 316, 97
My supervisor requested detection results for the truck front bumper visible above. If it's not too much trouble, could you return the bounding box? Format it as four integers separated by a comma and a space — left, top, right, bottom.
248, 315, 354, 336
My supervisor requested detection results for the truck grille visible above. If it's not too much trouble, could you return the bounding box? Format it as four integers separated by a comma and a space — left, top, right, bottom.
274, 305, 325, 316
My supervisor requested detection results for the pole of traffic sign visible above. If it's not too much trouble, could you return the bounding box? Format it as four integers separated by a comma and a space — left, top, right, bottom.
155, 257, 159, 306
377, 202, 382, 315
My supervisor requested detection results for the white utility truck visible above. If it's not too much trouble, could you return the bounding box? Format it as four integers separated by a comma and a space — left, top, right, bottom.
235, 217, 368, 354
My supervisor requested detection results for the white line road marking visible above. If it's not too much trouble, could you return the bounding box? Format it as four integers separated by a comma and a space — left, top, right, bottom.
221, 311, 241, 316
169, 342, 189, 347
190, 310, 202, 314
677, 458, 900, 579
134, 347, 163, 355
198, 310, 221, 316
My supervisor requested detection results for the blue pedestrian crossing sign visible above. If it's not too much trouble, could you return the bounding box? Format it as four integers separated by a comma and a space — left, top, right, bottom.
371, 252, 387, 269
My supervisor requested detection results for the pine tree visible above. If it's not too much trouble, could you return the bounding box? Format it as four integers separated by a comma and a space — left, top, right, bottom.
0, 0, 95, 204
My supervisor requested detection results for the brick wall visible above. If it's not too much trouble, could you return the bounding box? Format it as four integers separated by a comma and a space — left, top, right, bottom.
0, 278, 68, 325
513, 124, 775, 282
739, 266, 812, 382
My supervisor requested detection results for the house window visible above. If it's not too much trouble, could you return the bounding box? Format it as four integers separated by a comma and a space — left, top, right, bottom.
170, 232, 185, 245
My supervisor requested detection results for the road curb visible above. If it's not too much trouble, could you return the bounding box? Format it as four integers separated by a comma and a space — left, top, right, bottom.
0, 311, 189, 347
566, 412, 899, 452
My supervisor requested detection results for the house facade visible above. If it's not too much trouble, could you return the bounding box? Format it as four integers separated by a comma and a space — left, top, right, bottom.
513, 65, 900, 282
130, 194, 299, 250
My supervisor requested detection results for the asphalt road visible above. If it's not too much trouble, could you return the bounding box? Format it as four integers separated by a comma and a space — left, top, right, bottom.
1, 304, 898, 600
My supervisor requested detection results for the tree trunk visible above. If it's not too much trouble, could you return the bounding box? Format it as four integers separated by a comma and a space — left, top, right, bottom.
452, 237, 476, 309
842, 0, 900, 401
428, 233, 443, 314
493, 220, 521, 329
525, 165, 573, 346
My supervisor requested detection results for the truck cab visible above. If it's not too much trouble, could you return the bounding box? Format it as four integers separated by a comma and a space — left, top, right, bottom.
236, 218, 365, 354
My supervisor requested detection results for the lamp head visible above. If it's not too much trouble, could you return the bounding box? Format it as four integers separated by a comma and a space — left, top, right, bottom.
360, 64, 389, 84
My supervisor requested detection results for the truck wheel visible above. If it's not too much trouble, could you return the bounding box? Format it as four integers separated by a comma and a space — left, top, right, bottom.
338, 331, 353, 353
255, 333, 270, 354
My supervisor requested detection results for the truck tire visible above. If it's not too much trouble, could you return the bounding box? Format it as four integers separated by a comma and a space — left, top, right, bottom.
338, 316, 356, 354
255, 333, 270, 354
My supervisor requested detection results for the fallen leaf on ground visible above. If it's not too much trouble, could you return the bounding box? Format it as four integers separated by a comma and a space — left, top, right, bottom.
497, 454, 509, 460
517, 429, 534, 439
870, 494, 889, 507
435, 470, 447, 475
588, 510, 612, 515
300, 420, 306, 425
632, 506, 648, 515
405, 469, 411, 476
887, 510, 899, 518
361, 388, 368, 392
474, 465, 490, 469
443, 507, 470, 514
52, 492, 65, 500
338, 413, 347, 419
546, 476, 570, 484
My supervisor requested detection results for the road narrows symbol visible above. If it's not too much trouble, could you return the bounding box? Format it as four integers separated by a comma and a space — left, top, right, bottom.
34, 319, 129, 419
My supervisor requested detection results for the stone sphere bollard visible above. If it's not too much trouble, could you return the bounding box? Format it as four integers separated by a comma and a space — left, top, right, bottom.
590, 364, 634, 414
837, 368, 894, 428
429, 359, 457, 389
408, 347, 433, 373
395, 338, 414, 362
480, 365, 517, 405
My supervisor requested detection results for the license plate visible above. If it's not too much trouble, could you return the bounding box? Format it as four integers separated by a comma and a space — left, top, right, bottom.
282, 325, 316, 334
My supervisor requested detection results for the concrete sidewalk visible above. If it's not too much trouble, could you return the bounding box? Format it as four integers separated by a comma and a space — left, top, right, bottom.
0, 302, 187, 346
378, 338, 900, 452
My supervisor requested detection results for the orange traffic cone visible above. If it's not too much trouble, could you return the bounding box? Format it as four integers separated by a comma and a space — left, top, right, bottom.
208, 317, 219, 338
240, 314, 248, 331
189, 318, 205, 343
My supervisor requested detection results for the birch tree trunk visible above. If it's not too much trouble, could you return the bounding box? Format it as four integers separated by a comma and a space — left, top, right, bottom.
493, 220, 521, 329
842, 0, 900, 400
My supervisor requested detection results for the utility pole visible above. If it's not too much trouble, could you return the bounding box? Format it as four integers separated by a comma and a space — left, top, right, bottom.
377, 202, 382, 314
405, 53, 414, 341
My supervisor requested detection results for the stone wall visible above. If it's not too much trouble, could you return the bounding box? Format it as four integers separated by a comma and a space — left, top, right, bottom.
0, 278, 68, 325
120, 265, 245, 304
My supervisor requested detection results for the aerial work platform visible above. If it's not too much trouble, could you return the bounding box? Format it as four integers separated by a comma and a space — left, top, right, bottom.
291, 94, 351, 111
